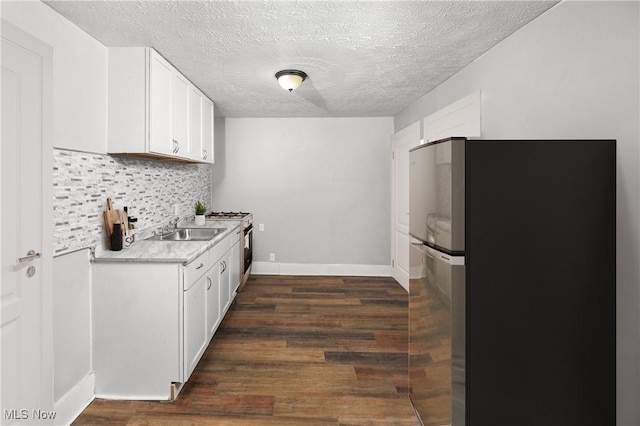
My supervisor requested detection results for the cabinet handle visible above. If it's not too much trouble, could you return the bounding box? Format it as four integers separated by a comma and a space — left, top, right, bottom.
196, 262, 204, 270
172, 139, 178, 154
220, 261, 226, 273
202, 149, 207, 160
207, 277, 212, 290
175, 140, 180, 153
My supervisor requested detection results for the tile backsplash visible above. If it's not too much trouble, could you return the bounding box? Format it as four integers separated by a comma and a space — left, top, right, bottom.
53, 149, 212, 255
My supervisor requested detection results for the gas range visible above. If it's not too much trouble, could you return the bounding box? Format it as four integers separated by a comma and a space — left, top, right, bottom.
205, 211, 253, 228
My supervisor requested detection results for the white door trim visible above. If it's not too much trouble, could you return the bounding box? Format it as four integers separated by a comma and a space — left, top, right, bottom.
1, 19, 54, 418
424, 90, 481, 142
390, 121, 420, 291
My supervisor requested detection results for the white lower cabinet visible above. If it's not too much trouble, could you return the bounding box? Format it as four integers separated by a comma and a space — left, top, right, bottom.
92, 262, 181, 400
219, 255, 231, 314
184, 273, 208, 380
206, 267, 221, 339
217, 238, 241, 315
92, 229, 241, 400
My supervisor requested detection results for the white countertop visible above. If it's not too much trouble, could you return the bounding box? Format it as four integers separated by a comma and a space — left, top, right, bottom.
92, 220, 241, 265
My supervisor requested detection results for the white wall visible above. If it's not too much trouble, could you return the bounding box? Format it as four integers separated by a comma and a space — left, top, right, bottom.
213, 117, 394, 275
395, 2, 640, 424
1, 1, 108, 153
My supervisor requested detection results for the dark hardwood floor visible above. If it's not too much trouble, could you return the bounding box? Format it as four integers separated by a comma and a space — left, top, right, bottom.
73, 275, 419, 425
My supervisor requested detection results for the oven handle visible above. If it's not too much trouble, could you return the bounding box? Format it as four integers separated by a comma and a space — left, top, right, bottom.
244, 224, 253, 234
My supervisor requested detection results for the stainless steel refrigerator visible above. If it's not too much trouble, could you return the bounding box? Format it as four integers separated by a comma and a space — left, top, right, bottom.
408, 137, 616, 426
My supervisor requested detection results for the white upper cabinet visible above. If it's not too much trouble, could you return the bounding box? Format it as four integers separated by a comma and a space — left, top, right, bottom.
148, 51, 173, 156
202, 97, 214, 164
108, 47, 214, 163
172, 72, 190, 157
188, 87, 202, 161
188, 87, 214, 164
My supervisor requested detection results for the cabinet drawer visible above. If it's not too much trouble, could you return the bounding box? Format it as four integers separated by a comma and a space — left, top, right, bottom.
184, 250, 211, 290
209, 232, 232, 264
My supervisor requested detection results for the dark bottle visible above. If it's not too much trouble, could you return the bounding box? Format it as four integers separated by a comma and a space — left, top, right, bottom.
111, 223, 123, 251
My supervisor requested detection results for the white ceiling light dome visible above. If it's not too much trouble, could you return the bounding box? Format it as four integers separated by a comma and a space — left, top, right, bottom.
275, 69, 308, 92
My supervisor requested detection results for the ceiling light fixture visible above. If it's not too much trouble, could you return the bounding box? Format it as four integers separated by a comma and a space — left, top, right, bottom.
275, 69, 307, 92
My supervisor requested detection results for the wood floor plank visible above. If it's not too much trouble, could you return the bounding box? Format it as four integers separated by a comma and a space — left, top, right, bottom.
125, 413, 338, 426
72, 275, 419, 425
274, 395, 417, 424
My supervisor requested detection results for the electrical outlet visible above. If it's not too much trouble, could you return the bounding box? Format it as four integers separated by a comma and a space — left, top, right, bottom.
269, 253, 275, 262
259, 223, 264, 232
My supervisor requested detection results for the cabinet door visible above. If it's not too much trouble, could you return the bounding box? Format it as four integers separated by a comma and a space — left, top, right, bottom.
184, 273, 207, 380
219, 258, 231, 314
202, 97, 214, 164
206, 268, 221, 339
148, 51, 173, 156
189, 87, 203, 161
172, 73, 190, 158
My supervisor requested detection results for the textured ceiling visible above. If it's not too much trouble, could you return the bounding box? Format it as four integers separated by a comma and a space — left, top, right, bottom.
44, 0, 558, 118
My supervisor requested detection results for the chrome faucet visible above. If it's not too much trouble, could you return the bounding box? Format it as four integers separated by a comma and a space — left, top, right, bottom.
170, 216, 180, 229
156, 217, 180, 239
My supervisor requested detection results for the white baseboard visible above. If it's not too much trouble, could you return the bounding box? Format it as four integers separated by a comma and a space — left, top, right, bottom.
391, 267, 409, 292
54, 373, 95, 426
252, 262, 391, 277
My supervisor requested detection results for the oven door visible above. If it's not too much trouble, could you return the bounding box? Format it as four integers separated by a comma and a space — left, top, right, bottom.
243, 224, 252, 274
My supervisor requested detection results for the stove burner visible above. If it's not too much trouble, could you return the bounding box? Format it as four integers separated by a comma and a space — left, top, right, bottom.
207, 211, 249, 215
205, 212, 252, 221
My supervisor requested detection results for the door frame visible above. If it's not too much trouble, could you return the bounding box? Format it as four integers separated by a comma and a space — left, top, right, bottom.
1, 19, 54, 414
392, 92, 481, 291
424, 90, 481, 143
390, 121, 420, 291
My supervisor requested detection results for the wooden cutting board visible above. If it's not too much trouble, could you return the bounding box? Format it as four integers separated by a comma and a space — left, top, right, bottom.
104, 197, 126, 249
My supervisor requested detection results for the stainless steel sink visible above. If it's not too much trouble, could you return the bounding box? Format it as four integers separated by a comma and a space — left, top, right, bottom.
147, 227, 226, 241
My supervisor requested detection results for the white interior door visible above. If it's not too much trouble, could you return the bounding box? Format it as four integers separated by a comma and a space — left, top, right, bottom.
1, 21, 53, 423
390, 122, 420, 291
